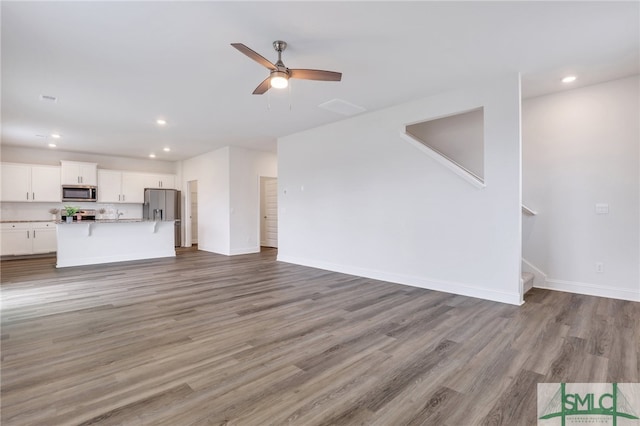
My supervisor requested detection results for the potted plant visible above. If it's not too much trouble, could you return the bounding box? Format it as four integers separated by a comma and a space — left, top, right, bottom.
64, 206, 79, 223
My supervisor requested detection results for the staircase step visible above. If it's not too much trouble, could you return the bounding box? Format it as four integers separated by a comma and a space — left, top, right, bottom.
522, 272, 534, 293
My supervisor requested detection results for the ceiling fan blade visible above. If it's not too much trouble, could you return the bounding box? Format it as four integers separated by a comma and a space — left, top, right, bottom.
252, 76, 271, 95
290, 69, 342, 81
231, 43, 276, 70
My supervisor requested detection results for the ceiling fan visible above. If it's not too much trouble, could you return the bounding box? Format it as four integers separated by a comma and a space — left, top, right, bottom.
231, 40, 342, 95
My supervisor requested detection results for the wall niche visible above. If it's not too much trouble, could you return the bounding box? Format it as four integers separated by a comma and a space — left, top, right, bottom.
405, 107, 484, 183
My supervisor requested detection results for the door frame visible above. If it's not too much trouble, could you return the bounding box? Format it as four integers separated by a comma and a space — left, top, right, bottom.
258, 175, 278, 248
185, 179, 198, 248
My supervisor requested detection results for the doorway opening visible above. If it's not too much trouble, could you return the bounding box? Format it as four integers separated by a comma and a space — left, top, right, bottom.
188, 180, 198, 247
259, 176, 278, 248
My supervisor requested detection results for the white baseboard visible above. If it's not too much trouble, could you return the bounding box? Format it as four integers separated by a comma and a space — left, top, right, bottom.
277, 254, 522, 305
195, 245, 259, 256
196, 245, 227, 255
537, 279, 640, 302
229, 246, 260, 255
521, 258, 638, 302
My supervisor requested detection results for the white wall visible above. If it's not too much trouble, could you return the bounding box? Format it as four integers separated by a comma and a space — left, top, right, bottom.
0, 146, 177, 174
522, 75, 640, 301
229, 146, 277, 255
180, 146, 277, 256
278, 74, 523, 305
181, 147, 230, 254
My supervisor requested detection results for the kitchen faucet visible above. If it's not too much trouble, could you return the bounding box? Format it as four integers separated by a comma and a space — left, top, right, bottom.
116, 210, 124, 220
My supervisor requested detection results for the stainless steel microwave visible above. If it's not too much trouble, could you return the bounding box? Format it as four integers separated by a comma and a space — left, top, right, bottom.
62, 185, 97, 202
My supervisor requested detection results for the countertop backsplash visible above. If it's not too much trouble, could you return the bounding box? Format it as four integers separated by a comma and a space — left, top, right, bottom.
0, 202, 143, 222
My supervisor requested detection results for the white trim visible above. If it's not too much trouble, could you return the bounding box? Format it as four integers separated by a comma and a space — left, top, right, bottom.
257, 175, 264, 247
258, 175, 278, 249
278, 254, 522, 305
398, 131, 486, 189
184, 180, 192, 248
229, 246, 260, 255
536, 279, 640, 302
197, 244, 228, 255
521, 258, 638, 302
186, 179, 199, 248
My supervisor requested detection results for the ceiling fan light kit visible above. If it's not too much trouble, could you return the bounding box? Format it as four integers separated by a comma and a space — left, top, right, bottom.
231, 40, 342, 95
270, 70, 289, 89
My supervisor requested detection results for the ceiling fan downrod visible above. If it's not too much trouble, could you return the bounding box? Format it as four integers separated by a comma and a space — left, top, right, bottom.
273, 40, 287, 68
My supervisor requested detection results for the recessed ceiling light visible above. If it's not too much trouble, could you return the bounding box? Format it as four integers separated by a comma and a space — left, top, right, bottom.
149, 153, 156, 158
163, 147, 170, 152
156, 119, 167, 126
48, 143, 57, 148
562, 75, 577, 83
51, 133, 61, 139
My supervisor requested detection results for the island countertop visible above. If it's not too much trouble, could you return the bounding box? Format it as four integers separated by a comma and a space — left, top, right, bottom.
56, 220, 176, 267
0, 220, 56, 223
55, 218, 167, 224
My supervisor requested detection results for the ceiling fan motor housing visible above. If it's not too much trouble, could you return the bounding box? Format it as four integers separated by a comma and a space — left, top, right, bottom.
273, 40, 287, 53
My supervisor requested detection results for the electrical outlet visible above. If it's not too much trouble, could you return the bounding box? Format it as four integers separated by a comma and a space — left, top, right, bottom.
595, 262, 604, 273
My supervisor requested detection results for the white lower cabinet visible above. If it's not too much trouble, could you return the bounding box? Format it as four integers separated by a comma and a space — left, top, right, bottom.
32, 224, 57, 254
1, 222, 57, 256
1, 225, 32, 255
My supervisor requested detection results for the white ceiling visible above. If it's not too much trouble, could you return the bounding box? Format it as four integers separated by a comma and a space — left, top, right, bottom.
2, 1, 638, 161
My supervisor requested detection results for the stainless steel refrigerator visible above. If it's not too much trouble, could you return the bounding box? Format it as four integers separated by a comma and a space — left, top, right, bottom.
143, 188, 181, 247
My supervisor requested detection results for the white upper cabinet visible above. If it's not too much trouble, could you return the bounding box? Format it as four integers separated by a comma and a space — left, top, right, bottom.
1, 163, 30, 201
1, 163, 61, 202
155, 174, 175, 189
31, 166, 62, 202
97, 170, 124, 203
61, 161, 97, 186
129, 172, 175, 190
121, 172, 150, 204
99, 170, 177, 203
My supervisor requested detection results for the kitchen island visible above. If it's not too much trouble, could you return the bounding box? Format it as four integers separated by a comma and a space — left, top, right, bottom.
56, 219, 175, 268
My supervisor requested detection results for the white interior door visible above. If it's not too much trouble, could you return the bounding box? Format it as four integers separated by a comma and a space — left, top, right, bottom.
260, 177, 278, 248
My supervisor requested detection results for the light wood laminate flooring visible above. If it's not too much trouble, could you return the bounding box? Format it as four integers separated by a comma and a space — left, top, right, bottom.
1, 248, 638, 425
